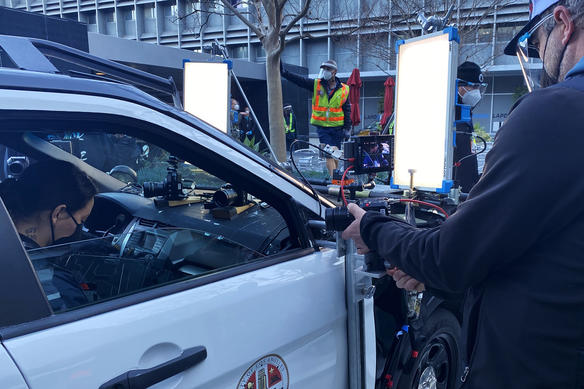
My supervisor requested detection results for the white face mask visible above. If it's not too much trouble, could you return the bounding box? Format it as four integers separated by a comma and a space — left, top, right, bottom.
319, 68, 333, 81
233, 104, 240, 111
461, 88, 482, 108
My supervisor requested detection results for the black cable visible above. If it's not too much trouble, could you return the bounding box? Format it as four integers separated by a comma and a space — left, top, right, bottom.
288, 139, 323, 218
289, 139, 351, 161
454, 133, 487, 167
453, 133, 488, 184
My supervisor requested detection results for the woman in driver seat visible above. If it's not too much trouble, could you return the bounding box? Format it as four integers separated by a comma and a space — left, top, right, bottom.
0, 159, 97, 311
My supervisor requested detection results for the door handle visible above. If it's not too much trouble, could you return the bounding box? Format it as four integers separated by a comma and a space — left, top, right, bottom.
100, 345, 207, 389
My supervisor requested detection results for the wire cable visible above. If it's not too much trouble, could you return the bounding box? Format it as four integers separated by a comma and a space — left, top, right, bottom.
289, 139, 323, 217
288, 139, 351, 161
453, 133, 487, 168
340, 165, 353, 206
399, 199, 449, 218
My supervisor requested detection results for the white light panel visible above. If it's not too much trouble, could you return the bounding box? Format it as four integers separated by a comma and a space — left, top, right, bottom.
184, 62, 229, 133
393, 32, 456, 191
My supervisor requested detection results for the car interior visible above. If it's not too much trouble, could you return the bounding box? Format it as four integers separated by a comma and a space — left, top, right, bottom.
0, 120, 314, 313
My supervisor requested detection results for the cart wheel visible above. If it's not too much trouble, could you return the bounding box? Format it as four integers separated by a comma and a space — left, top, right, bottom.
399, 308, 461, 389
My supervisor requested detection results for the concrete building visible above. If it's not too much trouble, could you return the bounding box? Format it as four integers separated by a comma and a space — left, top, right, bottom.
1, 0, 532, 136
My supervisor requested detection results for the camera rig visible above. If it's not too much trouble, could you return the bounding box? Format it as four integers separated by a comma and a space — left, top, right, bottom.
143, 156, 186, 201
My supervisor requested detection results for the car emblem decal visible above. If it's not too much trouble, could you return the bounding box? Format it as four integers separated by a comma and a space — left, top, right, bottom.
237, 354, 289, 389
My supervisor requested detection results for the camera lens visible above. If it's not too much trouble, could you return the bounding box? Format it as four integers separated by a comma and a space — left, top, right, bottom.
325, 207, 355, 231
213, 188, 238, 207
8, 161, 24, 175
143, 181, 166, 198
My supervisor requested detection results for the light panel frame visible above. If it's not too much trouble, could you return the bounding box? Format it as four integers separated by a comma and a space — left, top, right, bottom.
183, 61, 229, 133
392, 29, 458, 193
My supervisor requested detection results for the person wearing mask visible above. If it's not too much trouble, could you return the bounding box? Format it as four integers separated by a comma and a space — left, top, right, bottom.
342, 0, 584, 386
454, 61, 487, 192
283, 104, 297, 152
0, 159, 97, 311
281, 60, 351, 177
230, 98, 242, 140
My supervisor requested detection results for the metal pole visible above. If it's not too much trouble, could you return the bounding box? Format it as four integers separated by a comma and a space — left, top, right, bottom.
230, 70, 278, 162
215, 40, 279, 163
342, 234, 363, 389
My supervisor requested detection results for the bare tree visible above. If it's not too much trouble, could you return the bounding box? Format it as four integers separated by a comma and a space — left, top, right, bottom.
348, 0, 521, 71
178, 0, 317, 162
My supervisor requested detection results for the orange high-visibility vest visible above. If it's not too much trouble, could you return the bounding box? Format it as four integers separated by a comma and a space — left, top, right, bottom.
310, 79, 349, 127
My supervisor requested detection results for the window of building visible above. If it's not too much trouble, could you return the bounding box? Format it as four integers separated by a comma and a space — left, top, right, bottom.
332, 37, 357, 73
229, 45, 249, 59
254, 44, 266, 62
63, 12, 79, 21
478, 26, 493, 43
306, 38, 328, 73
142, 3, 156, 20
496, 25, 521, 43
81, 11, 97, 30
162, 1, 178, 33
141, 4, 156, 35
103, 9, 115, 23
121, 7, 135, 21
281, 41, 300, 66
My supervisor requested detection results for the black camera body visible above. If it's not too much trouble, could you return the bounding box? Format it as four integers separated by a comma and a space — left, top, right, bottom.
143, 156, 186, 201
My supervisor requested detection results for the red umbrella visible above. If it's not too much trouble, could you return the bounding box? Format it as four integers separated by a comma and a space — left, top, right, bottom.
347, 68, 362, 127
380, 76, 395, 128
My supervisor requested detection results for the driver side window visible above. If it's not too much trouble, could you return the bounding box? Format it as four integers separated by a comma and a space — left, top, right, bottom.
1, 129, 295, 313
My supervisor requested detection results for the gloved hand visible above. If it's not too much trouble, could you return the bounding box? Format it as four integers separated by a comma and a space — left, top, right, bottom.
343, 128, 352, 141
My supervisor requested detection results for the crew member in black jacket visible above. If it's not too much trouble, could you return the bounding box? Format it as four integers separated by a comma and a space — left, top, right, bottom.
342, 0, 584, 387
454, 62, 486, 192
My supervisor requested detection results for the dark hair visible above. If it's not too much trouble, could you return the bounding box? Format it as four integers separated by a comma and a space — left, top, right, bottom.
0, 159, 97, 221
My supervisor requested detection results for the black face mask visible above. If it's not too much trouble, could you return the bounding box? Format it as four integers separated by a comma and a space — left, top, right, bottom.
49, 208, 85, 245
66, 209, 84, 236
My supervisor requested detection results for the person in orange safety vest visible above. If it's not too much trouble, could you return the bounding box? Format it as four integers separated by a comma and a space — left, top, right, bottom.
281, 59, 351, 178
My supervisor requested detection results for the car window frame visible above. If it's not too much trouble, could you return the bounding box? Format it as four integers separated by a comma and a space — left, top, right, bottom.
0, 107, 320, 336
0, 197, 52, 328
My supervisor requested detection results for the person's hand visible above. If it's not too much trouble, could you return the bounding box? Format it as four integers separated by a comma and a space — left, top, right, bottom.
386, 268, 425, 292
341, 203, 370, 254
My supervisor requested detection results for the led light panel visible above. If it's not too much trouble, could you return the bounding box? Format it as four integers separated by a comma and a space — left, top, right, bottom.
393, 31, 457, 191
184, 62, 229, 133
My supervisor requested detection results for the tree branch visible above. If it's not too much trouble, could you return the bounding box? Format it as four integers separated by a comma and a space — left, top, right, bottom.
281, 0, 312, 36
218, 0, 264, 38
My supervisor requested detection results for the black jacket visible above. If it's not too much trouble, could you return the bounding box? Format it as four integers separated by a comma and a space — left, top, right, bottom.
361, 73, 584, 388
453, 110, 480, 192
281, 67, 351, 131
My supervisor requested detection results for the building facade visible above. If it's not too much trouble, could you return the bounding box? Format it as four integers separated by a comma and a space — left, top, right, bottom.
1, 0, 532, 136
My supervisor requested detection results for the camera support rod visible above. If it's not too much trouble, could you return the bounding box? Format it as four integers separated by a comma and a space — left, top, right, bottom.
213, 41, 279, 164
340, 233, 376, 389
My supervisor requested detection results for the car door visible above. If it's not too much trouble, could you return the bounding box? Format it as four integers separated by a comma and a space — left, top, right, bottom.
0, 91, 351, 389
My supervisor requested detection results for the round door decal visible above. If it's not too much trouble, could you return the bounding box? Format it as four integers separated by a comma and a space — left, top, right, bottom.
237, 354, 289, 389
